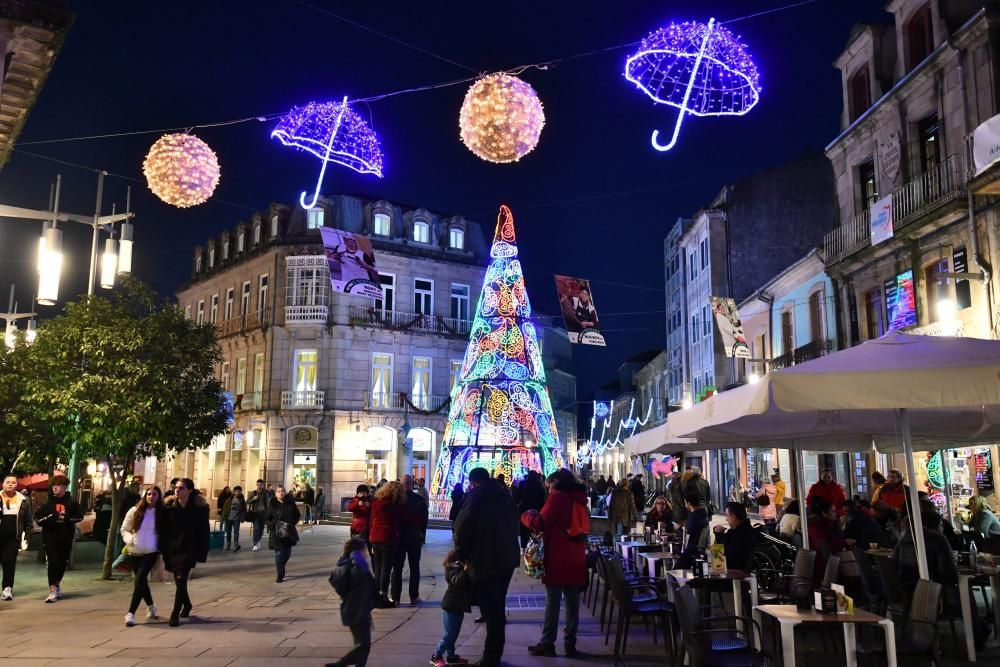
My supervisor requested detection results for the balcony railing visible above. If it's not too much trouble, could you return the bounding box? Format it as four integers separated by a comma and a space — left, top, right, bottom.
348, 305, 471, 337
364, 391, 450, 412
281, 390, 325, 410
215, 308, 271, 338
823, 154, 966, 265
769, 339, 833, 372
285, 304, 329, 325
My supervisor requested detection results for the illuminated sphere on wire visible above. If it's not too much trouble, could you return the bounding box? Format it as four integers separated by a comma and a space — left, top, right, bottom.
142, 133, 221, 208
459, 73, 545, 163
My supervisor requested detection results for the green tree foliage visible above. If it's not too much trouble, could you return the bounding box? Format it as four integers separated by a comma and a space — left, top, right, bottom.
0, 334, 59, 475
24, 278, 227, 578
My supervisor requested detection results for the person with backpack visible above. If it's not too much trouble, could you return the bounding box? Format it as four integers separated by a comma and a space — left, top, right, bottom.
520, 468, 588, 658
429, 549, 474, 667
327, 537, 377, 667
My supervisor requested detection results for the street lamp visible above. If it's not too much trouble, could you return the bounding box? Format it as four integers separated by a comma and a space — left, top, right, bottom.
37, 226, 63, 306
117, 221, 134, 274
100, 238, 118, 289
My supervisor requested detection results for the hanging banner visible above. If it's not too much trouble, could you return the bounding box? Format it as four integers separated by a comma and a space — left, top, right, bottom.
972, 113, 1000, 175
870, 194, 893, 245
319, 227, 382, 299
554, 274, 606, 346
709, 296, 750, 358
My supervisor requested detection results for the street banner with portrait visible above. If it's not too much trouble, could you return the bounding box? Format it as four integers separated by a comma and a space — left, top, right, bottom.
709, 296, 750, 358
555, 275, 606, 346
319, 227, 382, 299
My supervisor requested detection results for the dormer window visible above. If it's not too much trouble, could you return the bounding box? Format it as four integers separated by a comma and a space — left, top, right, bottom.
449, 228, 465, 250
413, 220, 430, 243
270, 214, 279, 237
237, 231, 245, 253
848, 64, 870, 123
906, 3, 933, 71
307, 208, 324, 230
195, 254, 202, 273
208, 246, 216, 268
221, 239, 229, 261
373, 212, 391, 236
253, 223, 261, 246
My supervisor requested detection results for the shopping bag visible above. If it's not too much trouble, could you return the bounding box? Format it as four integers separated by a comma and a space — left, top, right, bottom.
524, 534, 545, 579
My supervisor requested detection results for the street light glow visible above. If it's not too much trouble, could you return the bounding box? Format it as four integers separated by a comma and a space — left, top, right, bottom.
748, 371, 760, 384
935, 298, 957, 321
100, 238, 118, 289
37, 227, 63, 306
117, 221, 133, 274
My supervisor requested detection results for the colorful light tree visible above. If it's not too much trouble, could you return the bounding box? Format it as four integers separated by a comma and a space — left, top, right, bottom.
430, 204, 564, 497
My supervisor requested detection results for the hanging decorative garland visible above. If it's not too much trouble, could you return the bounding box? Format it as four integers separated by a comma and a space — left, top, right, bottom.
459, 73, 545, 163
142, 133, 221, 208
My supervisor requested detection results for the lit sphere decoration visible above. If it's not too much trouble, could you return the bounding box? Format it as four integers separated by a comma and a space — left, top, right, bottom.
459, 73, 545, 163
142, 133, 221, 208
624, 17, 761, 152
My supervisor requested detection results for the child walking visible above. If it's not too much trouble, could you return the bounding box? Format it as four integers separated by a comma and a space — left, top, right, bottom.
430, 550, 472, 666
327, 538, 377, 667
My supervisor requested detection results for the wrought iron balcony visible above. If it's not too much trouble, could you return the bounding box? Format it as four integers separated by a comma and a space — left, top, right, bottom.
215, 308, 271, 338
823, 154, 966, 265
348, 305, 471, 337
769, 339, 833, 372
280, 390, 325, 410
285, 304, 328, 325
364, 391, 451, 413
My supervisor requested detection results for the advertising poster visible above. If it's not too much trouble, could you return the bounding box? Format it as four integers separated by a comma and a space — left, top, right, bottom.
870, 194, 894, 245
554, 275, 606, 346
885, 270, 917, 331
319, 227, 382, 299
710, 296, 750, 358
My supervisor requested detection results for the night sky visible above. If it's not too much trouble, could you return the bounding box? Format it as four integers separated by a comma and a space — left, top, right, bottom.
0, 0, 888, 401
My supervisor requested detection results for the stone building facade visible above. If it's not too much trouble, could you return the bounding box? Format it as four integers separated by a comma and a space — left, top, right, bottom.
161, 194, 575, 513
823, 1, 1000, 343
664, 217, 691, 406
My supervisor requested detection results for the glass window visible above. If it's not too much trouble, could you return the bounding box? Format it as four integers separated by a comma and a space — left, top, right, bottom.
858, 160, 877, 212
373, 212, 390, 236
413, 220, 430, 243
209, 294, 219, 324
253, 353, 264, 407
285, 264, 329, 307
703, 305, 711, 337
700, 238, 708, 269
808, 291, 823, 342
184, 304, 191, 320
918, 114, 941, 175
781, 310, 793, 355
253, 224, 261, 245
411, 357, 432, 410
196, 300, 205, 325
414, 278, 433, 315
195, 255, 202, 273
449, 228, 464, 250
692, 314, 698, 340
236, 357, 247, 395
258, 274, 268, 313
237, 231, 245, 253
371, 352, 393, 408
450, 283, 470, 321
220, 361, 230, 392
689, 251, 698, 280
240, 281, 251, 315
225, 288, 234, 320
208, 247, 215, 267
270, 215, 279, 237
375, 273, 395, 313
306, 208, 324, 230
906, 3, 933, 71
450, 360, 462, 395
293, 349, 318, 392
222, 240, 229, 261
849, 64, 871, 123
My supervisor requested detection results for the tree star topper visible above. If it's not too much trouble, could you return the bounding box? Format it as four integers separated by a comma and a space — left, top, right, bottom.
625, 18, 761, 152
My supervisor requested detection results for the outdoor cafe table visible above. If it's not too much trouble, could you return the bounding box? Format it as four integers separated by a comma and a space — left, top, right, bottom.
667, 569, 759, 644
615, 540, 645, 565
958, 566, 1000, 663
640, 550, 676, 580
756, 604, 896, 667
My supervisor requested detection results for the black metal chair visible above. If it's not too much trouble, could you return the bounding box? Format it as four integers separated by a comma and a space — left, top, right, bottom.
776, 549, 815, 604
857, 579, 943, 667
596, 552, 659, 634
606, 557, 677, 661
821, 554, 840, 588
850, 547, 884, 612
873, 553, 907, 621
674, 584, 775, 667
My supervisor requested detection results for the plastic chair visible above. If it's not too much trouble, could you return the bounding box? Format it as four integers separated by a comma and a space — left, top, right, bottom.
674, 584, 775, 666
858, 579, 942, 667
777, 549, 815, 604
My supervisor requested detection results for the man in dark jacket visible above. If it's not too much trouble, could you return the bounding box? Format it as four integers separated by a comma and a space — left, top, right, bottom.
247, 479, 271, 551
683, 467, 712, 509
712, 502, 760, 572
516, 470, 546, 549
453, 467, 520, 667
392, 474, 429, 605
1, 474, 33, 601
162, 478, 210, 627
667, 470, 687, 521
630, 475, 646, 516
34, 475, 83, 602
676, 493, 710, 570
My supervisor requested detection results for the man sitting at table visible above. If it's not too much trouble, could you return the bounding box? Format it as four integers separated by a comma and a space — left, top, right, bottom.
712, 502, 760, 572
675, 493, 709, 570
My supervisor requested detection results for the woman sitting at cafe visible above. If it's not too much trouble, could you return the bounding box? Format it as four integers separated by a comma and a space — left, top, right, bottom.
967, 496, 1000, 553
643, 496, 675, 532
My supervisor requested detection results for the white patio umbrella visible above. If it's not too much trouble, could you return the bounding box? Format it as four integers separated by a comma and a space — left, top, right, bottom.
669, 332, 1000, 579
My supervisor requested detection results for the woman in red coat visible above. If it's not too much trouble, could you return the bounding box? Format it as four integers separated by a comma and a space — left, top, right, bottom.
368, 481, 406, 607
346, 484, 372, 541
521, 468, 588, 658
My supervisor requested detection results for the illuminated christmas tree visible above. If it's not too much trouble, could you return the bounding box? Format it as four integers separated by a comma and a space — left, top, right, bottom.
431, 205, 564, 498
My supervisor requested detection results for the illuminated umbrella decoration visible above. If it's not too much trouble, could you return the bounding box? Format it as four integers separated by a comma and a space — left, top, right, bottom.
624, 18, 761, 152
271, 96, 384, 209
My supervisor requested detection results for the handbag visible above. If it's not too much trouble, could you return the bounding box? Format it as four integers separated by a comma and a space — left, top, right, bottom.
276, 520, 299, 546
523, 533, 544, 579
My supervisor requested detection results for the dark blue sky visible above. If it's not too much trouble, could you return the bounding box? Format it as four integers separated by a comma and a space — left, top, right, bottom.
0, 0, 888, 400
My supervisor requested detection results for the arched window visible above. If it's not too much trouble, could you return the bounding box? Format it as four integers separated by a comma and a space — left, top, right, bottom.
413, 220, 430, 243
373, 212, 391, 236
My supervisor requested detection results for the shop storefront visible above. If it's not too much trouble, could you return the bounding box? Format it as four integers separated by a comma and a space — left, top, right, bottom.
409, 427, 434, 481
365, 426, 395, 484
889, 445, 999, 528
287, 426, 318, 490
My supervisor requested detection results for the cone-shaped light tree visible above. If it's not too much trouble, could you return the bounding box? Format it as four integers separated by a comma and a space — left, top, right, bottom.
431, 205, 564, 497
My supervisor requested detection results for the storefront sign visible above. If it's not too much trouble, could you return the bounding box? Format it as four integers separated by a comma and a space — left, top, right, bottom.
870, 195, 893, 245
709, 296, 750, 358
288, 426, 318, 449
879, 131, 901, 185
975, 450, 994, 493
293, 453, 316, 465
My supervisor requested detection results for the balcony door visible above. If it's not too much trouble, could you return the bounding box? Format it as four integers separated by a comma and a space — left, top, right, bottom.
411, 357, 431, 410
371, 352, 393, 409
293, 349, 318, 405
375, 273, 395, 315
414, 278, 433, 316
